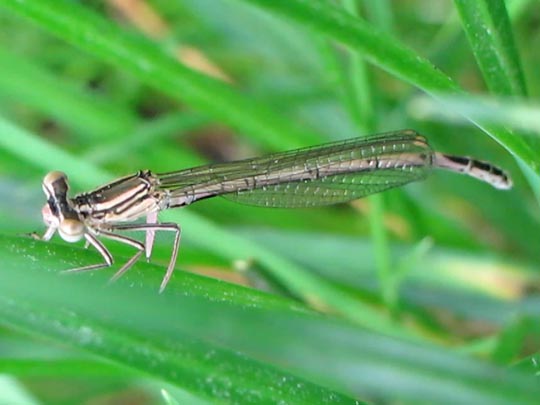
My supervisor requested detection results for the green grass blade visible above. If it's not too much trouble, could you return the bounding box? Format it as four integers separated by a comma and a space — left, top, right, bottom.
0, 242, 356, 403
427, 0, 533, 58
2, 235, 540, 403
409, 94, 540, 133
0, 359, 136, 378
240, 0, 456, 91
453, 0, 527, 96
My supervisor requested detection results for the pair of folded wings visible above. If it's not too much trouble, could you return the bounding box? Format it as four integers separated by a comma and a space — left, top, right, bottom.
157, 131, 431, 208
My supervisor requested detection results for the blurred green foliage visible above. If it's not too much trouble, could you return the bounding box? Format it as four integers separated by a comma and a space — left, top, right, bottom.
0, 0, 539, 403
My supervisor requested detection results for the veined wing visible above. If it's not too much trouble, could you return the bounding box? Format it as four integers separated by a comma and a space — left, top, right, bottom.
223, 166, 428, 207
157, 130, 433, 208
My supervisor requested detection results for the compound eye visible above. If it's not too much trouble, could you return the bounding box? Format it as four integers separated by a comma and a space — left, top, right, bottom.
42, 171, 68, 196
41, 204, 59, 228
58, 219, 85, 243
43, 171, 67, 187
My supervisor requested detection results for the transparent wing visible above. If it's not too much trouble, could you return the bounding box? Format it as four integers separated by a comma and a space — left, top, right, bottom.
223, 166, 427, 207
157, 130, 434, 208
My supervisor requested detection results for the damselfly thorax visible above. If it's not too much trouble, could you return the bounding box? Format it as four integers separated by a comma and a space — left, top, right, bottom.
37, 130, 512, 292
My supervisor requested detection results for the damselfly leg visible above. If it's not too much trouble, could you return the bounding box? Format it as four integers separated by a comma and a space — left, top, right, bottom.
59, 223, 181, 292
60, 231, 139, 274
108, 223, 181, 292
108, 222, 181, 292
144, 211, 159, 260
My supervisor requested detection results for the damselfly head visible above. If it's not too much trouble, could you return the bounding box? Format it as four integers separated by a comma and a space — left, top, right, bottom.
41, 171, 84, 242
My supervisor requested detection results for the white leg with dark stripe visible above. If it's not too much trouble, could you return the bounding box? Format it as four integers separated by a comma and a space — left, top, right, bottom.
109, 222, 182, 292
61, 233, 113, 273
95, 230, 146, 283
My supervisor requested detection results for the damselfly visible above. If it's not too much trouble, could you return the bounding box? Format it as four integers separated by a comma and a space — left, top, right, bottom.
37, 130, 512, 291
